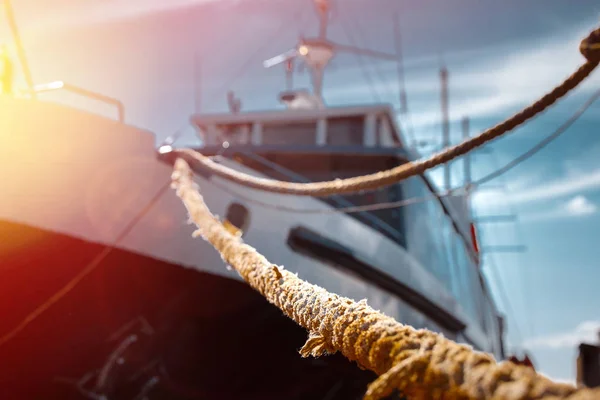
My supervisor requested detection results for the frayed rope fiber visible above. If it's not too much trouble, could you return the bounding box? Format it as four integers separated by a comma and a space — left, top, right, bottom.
171, 158, 600, 400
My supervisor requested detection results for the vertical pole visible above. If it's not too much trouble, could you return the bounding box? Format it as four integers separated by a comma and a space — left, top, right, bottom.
392, 11, 407, 114
462, 116, 471, 187
3, 0, 35, 97
318, 14, 328, 39
285, 59, 293, 91
315, 0, 329, 39
440, 66, 450, 190
392, 11, 415, 149
312, 67, 325, 107
286, 71, 293, 91
194, 52, 202, 113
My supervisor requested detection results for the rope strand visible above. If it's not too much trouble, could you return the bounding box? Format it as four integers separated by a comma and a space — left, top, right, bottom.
197, 84, 599, 219
171, 158, 600, 400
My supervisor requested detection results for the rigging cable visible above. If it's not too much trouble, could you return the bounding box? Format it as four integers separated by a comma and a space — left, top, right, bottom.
171, 157, 600, 400
473, 81, 600, 342
0, 181, 172, 347
201, 86, 600, 215
206, 2, 308, 103
343, 2, 417, 146
483, 252, 525, 352
344, 3, 395, 103
391, 10, 417, 148
171, 4, 309, 147
337, 11, 383, 103
474, 87, 600, 186
172, 25, 600, 196
484, 147, 534, 341
472, 144, 530, 352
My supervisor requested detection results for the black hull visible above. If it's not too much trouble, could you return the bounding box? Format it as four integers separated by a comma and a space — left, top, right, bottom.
0, 220, 384, 399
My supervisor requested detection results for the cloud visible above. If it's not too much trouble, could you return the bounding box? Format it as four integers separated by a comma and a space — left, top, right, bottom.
524, 321, 600, 349
473, 169, 600, 209
419, 161, 600, 217
564, 195, 597, 216
326, 21, 600, 131
508, 170, 600, 204
516, 195, 598, 222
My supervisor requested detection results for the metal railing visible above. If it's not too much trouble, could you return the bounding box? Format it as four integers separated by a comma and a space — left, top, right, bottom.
33, 81, 125, 123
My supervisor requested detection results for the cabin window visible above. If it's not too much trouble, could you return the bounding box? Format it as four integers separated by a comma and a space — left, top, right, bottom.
441, 214, 461, 298
403, 176, 448, 288
402, 175, 486, 327
326, 116, 364, 146
377, 116, 394, 147
261, 121, 317, 145
482, 295, 497, 338
453, 237, 482, 323
215, 123, 252, 145
376, 116, 402, 147
227, 152, 405, 246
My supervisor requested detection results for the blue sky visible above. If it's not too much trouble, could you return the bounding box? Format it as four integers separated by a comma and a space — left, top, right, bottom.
5, 0, 600, 384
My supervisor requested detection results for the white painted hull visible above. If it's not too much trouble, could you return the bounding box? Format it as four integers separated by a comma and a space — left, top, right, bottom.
0, 97, 494, 356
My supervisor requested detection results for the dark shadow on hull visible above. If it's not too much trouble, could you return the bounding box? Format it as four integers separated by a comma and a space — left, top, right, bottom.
0, 220, 397, 399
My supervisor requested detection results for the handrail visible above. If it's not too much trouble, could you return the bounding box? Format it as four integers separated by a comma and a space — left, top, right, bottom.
33, 81, 125, 123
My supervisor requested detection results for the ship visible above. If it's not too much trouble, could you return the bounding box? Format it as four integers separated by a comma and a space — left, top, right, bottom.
0, 1, 506, 398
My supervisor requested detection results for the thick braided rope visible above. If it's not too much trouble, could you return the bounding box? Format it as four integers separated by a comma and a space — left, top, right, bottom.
175, 26, 600, 197
171, 158, 600, 400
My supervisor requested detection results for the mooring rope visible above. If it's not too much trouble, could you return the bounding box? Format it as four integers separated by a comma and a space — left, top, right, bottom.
171, 157, 600, 400
194, 85, 600, 218
173, 26, 600, 197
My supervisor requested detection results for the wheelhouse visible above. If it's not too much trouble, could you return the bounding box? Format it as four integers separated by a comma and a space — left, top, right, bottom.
194, 104, 405, 149
178, 104, 503, 357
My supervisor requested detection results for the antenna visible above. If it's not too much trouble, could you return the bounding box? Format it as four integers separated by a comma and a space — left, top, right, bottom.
314, 0, 330, 39
462, 116, 471, 188
194, 52, 202, 113
262, 0, 398, 108
393, 11, 407, 115
285, 59, 294, 90
440, 63, 450, 190
227, 91, 241, 114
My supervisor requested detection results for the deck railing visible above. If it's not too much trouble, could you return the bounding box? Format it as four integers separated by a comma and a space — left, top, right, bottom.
33, 81, 125, 123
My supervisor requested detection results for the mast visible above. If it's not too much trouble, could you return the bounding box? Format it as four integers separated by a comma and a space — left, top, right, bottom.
462, 116, 471, 187
393, 12, 408, 115
311, 67, 325, 106
315, 0, 330, 39
263, 0, 397, 109
440, 64, 450, 190
194, 52, 202, 113
312, 0, 331, 105
3, 0, 36, 97
285, 59, 294, 91
392, 11, 416, 149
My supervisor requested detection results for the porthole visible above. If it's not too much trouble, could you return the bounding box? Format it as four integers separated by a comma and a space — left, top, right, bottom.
225, 202, 250, 234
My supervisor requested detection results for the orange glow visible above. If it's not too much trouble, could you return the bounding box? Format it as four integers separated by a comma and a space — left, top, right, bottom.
0, 95, 169, 246
0, 222, 46, 259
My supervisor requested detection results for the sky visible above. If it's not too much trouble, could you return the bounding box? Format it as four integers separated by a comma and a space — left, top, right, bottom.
4, 0, 600, 384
